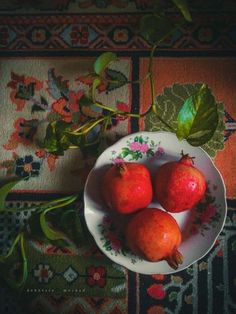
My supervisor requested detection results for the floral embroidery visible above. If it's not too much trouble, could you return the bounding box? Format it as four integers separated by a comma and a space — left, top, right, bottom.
35, 150, 58, 171
0, 152, 18, 175
34, 264, 53, 283
86, 266, 107, 288
113, 28, 130, 43
15, 155, 41, 179
70, 25, 89, 46
51, 90, 84, 123
3, 118, 38, 150
7, 72, 43, 111
147, 284, 166, 300
31, 27, 47, 44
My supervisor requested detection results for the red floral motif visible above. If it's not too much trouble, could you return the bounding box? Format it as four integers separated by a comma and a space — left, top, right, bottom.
70, 25, 89, 45
86, 266, 107, 288
7, 72, 43, 111
36, 149, 58, 171
51, 90, 84, 122
3, 118, 38, 150
113, 28, 129, 43
147, 284, 166, 300
151, 274, 166, 281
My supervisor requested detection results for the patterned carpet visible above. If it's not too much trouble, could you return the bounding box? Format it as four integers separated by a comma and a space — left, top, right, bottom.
0, 1, 236, 313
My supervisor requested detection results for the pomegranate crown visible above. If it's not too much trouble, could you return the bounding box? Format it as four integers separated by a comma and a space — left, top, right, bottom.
180, 150, 195, 166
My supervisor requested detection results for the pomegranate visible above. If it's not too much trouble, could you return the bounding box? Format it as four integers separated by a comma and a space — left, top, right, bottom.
126, 208, 183, 269
155, 153, 206, 213
101, 162, 152, 214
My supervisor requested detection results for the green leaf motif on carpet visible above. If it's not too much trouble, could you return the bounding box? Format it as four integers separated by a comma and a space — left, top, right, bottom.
144, 83, 225, 157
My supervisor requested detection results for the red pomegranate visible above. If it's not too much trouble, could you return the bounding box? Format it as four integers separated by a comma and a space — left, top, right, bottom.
101, 162, 152, 214
155, 153, 206, 213
126, 208, 183, 269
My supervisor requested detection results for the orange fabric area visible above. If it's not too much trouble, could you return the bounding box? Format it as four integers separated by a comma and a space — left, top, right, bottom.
140, 57, 236, 199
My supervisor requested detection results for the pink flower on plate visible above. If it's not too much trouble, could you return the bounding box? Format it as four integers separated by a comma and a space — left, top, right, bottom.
107, 232, 121, 252
113, 157, 125, 164
130, 141, 141, 151
201, 204, 217, 223
139, 143, 149, 153
155, 147, 165, 157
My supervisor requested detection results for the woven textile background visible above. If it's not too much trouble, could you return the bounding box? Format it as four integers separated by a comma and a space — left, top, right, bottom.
0, 1, 236, 314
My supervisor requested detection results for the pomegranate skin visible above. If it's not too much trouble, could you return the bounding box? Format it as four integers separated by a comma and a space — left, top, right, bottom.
126, 208, 183, 268
155, 155, 206, 213
102, 162, 152, 214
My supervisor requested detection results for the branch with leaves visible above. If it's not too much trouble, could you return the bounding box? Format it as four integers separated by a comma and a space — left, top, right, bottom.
42, 0, 219, 156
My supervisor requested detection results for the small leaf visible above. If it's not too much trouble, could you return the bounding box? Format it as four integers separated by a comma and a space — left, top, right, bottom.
94, 52, 118, 75
40, 214, 68, 242
171, 0, 192, 22
140, 14, 176, 45
0, 177, 22, 210
79, 95, 94, 107
43, 121, 73, 155
176, 84, 219, 146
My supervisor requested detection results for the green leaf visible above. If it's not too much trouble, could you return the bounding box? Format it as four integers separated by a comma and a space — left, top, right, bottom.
140, 14, 176, 45
40, 213, 69, 242
94, 52, 118, 75
105, 68, 128, 92
43, 121, 73, 155
176, 84, 218, 146
171, 0, 192, 22
79, 94, 94, 108
0, 177, 22, 210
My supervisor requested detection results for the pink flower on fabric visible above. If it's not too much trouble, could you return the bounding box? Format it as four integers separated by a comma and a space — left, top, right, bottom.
139, 143, 149, 153
130, 141, 141, 151
201, 204, 216, 223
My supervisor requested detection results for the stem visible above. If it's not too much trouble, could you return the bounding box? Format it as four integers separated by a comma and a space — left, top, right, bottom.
148, 45, 175, 132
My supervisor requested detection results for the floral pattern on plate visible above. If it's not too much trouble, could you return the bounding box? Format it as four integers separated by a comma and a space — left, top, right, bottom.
110, 135, 165, 162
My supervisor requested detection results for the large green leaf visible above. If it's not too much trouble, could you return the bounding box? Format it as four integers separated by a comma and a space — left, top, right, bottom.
140, 14, 175, 45
144, 83, 224, 157
94, 52, 118, 75
176, 84, 218, 146
171, 0, 192, 22
0, 178, 21, 210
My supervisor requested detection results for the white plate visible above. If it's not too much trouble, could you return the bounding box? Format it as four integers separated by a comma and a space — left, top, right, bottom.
84, 131, 227, 274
